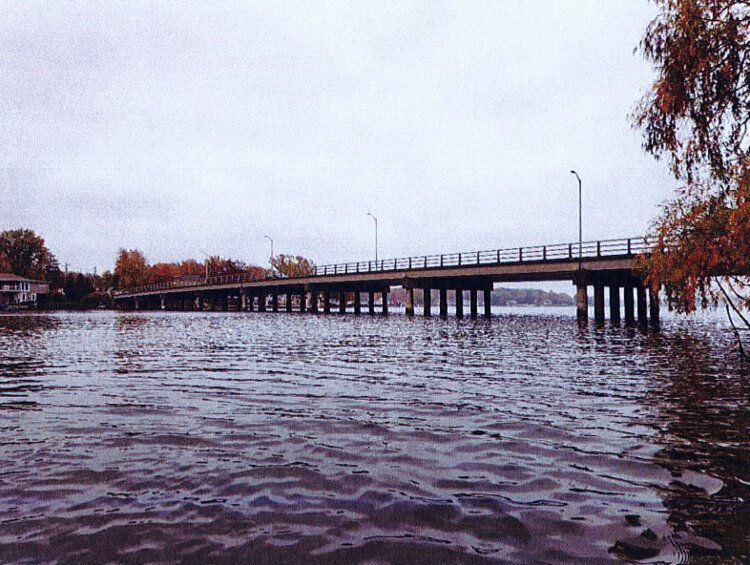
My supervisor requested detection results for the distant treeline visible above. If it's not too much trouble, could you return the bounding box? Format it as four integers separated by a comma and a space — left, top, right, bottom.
389, 287, 573, 306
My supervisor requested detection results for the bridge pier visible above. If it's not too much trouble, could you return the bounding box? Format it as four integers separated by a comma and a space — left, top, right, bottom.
258, 292, 266, 312
439, 288, 448, 318
354, 291, 361, 315
594, 284, 605, 324
484, 287, 492, 318
299, 291, 306, 313
310, 289, 318, 313
271, 293, 278, 312
637, 286, 647, 326
423, 287, 432, 317
382, 291, 389, 315
470, 289, 478, 318
368, 291, 375, 315
339, 291, 346, 313
623, 285, 635, 325
575, 285, 587, 322
649, 287, 660, 330
455, 287, 464, 319
609, 285, 620, 324
405, 287, 414, 316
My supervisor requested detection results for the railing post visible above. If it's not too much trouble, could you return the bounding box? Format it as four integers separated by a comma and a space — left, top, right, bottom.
519, 248, 523, 262
597, 241, 601, 256
458, 253, 462, 266
543, 246, 547, 260
569, 243, 572, 258
409, 257, 412, 269
627, 238, 632, 255
477, 251, 480, 265
440, 255, 444, 267
345, 264, 348, 274
356, 262, 360, 273
497, 249, 500, 263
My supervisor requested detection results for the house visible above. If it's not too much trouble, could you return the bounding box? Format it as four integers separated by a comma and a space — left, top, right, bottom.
0, 273, 50, 307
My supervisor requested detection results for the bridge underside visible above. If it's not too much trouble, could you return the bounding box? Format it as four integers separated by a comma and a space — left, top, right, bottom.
114, 255, 660, 327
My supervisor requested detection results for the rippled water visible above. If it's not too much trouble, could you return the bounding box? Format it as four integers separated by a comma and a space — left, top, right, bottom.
0, 309, 748, 563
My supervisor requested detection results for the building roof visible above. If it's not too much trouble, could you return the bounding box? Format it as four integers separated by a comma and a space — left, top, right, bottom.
0, 273, 47, 283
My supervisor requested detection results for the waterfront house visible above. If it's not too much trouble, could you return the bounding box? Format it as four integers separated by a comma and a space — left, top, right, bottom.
0, 273, 50, 307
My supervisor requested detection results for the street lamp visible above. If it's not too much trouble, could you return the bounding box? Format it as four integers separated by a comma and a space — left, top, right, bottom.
263, 235, 274, 271
366, 212, 378, 263
570, 171, 582, 265
199, 249, 210, 282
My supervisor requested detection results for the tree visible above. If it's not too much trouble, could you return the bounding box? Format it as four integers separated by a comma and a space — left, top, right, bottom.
0, 228, 53, 279
115, 249, 151, 289
633, 0, 750, 352
271, 254, 315, 278
63, 273, 94, 301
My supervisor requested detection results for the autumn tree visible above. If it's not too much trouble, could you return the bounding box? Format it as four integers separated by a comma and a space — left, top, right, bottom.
115, 249, 151, 289
271, 254, 315, 278
0, 228, 53, 279
633, 0, 750, 350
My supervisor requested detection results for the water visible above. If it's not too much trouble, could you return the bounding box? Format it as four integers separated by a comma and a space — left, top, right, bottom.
0, 309, 748, 563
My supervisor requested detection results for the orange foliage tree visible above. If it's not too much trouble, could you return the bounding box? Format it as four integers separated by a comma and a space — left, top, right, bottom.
633, 0, 750, 352
115, 249, 151, 289
271, 254, 315, 278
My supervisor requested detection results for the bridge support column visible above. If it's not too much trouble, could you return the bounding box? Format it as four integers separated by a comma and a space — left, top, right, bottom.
455, 288, 463, 319
484, 287, 492, 318
623, 285, 635, 326
594, 284, 605, 324
258, 292, 267, 312
195, 294, 202, 311
240, 292, 247, 311
247, 293, 255, 312
575, 285, 587, 322
272, 293, 278, 312
286, 292, 293, 313
637, 286, 647, 326
339, 291, 346, 313
382, 291, 389, 315
324, 290, 331, 314
160, 295, 166, 310
649, 287, 660, 330
470, 289, 478, 318
423, 287, 432, 317
310, 290, 318, 313
299, 292, 306, 313
368, 291, 375, 315
405, 287, 414, 317
609, 285, 621, 324
439, 288, 448, 318
354, 291, 361, 315
134, 298, 140, 311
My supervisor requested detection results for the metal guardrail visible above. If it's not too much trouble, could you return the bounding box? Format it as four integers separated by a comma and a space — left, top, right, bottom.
115, 236, 651, 297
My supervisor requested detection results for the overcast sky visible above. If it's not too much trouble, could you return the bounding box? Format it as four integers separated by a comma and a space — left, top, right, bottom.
1, 0, 675, 274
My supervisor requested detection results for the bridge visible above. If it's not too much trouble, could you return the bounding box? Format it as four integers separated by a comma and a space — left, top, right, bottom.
113, 236, 660, 327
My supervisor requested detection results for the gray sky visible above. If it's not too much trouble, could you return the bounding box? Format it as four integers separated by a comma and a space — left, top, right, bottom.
1, 0, 675, 274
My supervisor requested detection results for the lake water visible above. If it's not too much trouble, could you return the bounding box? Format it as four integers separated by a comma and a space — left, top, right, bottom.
0, 309, 748, 563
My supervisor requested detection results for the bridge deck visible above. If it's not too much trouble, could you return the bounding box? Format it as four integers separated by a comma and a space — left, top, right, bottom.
115, 237, 648, 300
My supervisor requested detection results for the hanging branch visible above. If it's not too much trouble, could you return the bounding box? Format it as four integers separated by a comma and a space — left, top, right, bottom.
717, 279, 749, 358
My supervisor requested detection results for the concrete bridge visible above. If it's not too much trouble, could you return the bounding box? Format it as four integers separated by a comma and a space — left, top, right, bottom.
113, 237, 660, 327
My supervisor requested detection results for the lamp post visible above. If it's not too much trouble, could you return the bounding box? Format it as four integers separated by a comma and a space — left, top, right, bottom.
570, 171, 582, 266
366, 212, 378, 263
264, 235, 274, 273
199, 249, 210, 282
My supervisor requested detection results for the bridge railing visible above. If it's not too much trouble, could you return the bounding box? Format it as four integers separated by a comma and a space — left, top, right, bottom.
116, 236, 651, 296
